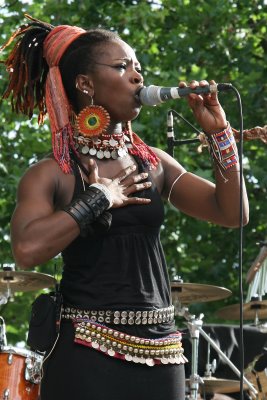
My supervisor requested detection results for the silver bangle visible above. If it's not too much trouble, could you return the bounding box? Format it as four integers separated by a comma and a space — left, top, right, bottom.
167, 171, 187, 203
90, 183, 113, 209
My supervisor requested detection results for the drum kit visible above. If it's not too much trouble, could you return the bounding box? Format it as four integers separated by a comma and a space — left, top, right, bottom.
171, 276, 267, 400
0, 266, 56, 400
1, 248, 267, 400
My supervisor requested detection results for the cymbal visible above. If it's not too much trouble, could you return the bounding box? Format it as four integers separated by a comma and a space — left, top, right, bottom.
171, 282, 232, 305
0, 271, 56, 292
216, 300, 267, 320
186, 377, 248, 394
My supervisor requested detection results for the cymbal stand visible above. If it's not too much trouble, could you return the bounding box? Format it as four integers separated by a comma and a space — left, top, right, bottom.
0, 316, 7, 349
186, 312, 204, 400
204, 335, 217, 378
0, 267, 10, 351
1, 265, 15, 302
252, 303, 267, 332
176, 305, 258, 399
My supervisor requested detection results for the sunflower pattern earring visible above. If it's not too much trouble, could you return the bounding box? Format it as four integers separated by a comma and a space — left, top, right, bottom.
76, 95, 110, 137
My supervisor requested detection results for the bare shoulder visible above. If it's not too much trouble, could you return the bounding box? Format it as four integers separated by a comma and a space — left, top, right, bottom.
17, 157, 74, 208
19, 157, 62, 190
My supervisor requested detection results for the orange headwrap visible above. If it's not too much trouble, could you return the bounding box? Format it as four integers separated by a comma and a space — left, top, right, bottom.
43, 25, 86, 173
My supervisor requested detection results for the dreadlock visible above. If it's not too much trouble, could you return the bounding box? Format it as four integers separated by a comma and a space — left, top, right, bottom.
1, 15, 121, 121
0, 15, 53, 124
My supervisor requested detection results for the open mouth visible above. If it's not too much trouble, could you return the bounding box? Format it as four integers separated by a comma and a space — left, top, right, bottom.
134, 87, 143, 106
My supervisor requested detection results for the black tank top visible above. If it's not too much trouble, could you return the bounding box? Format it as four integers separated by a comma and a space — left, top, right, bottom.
60, 158, 176, 336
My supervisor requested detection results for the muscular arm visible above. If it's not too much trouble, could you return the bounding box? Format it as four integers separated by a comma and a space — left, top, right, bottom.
11, 159, 80, 269
154, 147, 249, 228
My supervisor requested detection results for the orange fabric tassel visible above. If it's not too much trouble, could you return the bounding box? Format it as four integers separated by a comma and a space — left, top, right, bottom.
43, 25, 86, 173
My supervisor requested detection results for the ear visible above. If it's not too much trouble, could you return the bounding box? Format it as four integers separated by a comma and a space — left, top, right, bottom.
75, 74, 94, 97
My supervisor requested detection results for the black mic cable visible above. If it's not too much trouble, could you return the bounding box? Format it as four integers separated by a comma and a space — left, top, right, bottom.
165, 84, 246, 400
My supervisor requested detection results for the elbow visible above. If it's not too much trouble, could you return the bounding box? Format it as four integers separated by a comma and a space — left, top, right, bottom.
242, 213, 249, 227
235, 207, 250, 228
224, 213, 249, 229
12, 241, 41, 269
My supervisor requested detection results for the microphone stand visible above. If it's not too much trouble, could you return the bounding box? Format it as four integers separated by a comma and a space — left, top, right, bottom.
166, 110, 201, 157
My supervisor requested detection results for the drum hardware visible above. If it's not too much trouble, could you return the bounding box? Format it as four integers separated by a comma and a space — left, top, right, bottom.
0, 265, 15, 302
216, 300, 267, 323
177, 306, 258, 400
0, 269, 56, 295
0, 294, 8, 306
204, 336, 217, 378
0, 316, 7, 348
186, 311, 205, 400
186, 377, 250, 395
0, 346, 43, 399
171, 280, 232, 306
0, 266, 53, 398
25, 353, 43, 384
257, 323, 267, 334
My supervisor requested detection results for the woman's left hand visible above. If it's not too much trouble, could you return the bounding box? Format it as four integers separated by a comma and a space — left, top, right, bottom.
179, 79, 228, 134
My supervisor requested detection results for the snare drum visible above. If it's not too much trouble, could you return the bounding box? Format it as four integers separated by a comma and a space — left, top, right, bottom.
0, 346, 43, 400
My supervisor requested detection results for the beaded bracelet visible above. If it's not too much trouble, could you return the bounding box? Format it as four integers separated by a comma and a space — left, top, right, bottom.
206, 123, 239, 171
63, 186, 110, 237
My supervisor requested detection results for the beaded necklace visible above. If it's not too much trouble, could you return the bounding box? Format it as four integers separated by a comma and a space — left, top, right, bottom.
73, 125, 159, 170
73, 128, 131, 160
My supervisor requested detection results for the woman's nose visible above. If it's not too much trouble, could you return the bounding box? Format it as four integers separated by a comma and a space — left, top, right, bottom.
131, 70, 143, 84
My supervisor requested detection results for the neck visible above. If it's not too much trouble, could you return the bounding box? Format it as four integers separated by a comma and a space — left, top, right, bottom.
106, 122, 123, 135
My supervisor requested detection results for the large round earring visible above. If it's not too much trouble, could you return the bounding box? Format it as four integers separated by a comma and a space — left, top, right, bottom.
75, 96, 110, 137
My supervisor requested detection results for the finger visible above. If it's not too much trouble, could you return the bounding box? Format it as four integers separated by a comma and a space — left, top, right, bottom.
87, 159, 99, 181
178, 80, 187, 88
187, 80, 205, 102
207, 79, 219, 100
124, 181, 152, 196
189, 80, 199, 89
123, 172, 149, 186
124, 197, 151, 206
112, 164, 137, 182
199, 80, 209, 87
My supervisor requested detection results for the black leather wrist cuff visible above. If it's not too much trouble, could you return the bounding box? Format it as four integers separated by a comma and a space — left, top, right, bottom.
63, 186, 110, 237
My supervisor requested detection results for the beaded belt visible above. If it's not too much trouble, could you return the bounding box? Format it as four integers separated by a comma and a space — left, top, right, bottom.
62, 305, 175, 325
74, 320, 188, 366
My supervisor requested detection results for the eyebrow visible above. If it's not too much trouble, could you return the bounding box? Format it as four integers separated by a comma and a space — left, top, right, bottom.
94, 57, 141, 70
113, 57, 141, 66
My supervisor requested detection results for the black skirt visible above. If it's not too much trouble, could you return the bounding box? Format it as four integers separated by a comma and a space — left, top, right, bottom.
40, 322, 185, 400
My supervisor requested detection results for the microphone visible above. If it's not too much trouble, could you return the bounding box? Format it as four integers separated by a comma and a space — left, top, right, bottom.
138, 83, 233, 106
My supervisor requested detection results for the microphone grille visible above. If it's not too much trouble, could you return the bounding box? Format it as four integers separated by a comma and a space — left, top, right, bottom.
139, 85, 162, 106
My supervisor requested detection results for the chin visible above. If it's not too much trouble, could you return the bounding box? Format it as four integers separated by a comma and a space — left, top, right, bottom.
130, 107, 142, 120
114, 106, 141, 123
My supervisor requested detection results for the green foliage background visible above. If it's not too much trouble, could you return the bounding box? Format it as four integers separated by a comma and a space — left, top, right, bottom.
0, 0, 266, 345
